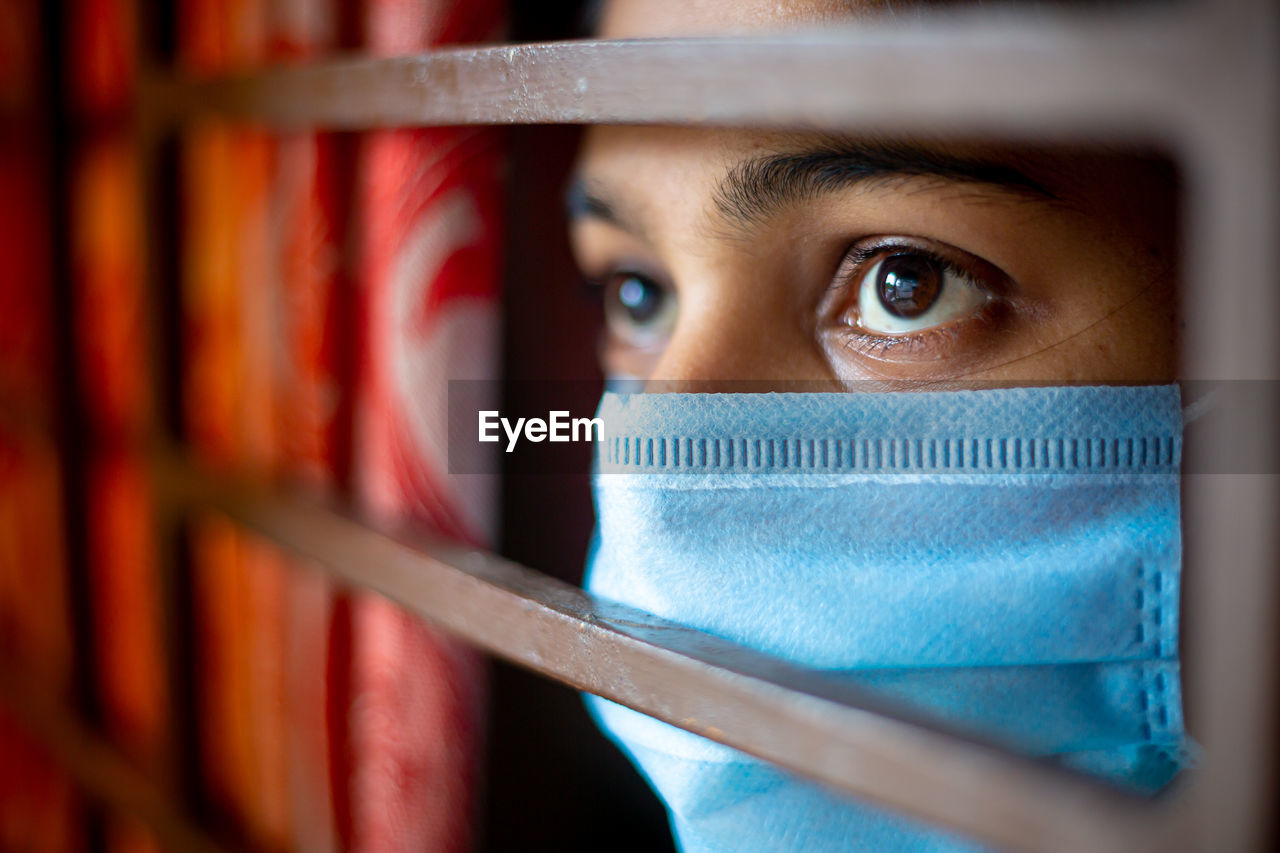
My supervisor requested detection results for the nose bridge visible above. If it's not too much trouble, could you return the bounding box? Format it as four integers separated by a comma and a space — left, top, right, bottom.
646, 280, 823, 392
649, 322, 767, 392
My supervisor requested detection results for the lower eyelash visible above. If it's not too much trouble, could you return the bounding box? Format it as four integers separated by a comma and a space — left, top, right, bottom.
840, 323, 964, 356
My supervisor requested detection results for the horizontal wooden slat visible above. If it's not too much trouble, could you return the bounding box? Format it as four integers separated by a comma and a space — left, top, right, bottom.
146, 7, 1214, 139
152, 449, 1176, 853
0, 668, 229, 853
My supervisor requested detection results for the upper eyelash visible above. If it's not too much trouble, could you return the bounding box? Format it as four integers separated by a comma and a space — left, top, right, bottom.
583, 269, 669, 292
837, 242, 977, 293
842, 244, 883, 266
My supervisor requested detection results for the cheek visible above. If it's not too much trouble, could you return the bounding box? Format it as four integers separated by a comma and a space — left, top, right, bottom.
973, 205, 1179, 383
1076, 284, 1179, 382
600, 337, 666, 381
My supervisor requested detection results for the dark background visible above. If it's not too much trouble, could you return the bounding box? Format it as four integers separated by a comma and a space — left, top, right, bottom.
482, 3, 676, 851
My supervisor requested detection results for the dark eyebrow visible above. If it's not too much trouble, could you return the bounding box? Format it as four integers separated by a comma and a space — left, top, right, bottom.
713, 139, 1059, 229
565, 177, 658, 245
566, 178, 619, 225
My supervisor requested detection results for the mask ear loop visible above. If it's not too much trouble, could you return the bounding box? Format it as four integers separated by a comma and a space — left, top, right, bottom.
1175, 382, 1208, 774
1181, 387, 1218, 425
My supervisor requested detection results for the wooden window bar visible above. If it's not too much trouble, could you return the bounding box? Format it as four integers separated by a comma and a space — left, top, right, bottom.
0, 664, 227, 853
5, 1, 1277, 850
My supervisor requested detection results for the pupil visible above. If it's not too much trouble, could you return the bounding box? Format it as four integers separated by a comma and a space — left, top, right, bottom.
618, 276, 661, 323
876, 253, 942, 319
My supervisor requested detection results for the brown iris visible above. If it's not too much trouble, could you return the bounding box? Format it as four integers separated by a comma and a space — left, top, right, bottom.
877, 253, 943, 319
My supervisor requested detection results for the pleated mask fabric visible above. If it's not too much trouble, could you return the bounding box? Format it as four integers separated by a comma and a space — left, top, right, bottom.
583, 385, 1188, 853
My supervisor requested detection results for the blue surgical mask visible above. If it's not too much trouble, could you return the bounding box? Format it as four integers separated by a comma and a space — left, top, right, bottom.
583, 385, 1189, 853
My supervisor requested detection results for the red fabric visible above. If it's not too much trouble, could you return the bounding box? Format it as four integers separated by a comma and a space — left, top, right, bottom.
73, 137, 151, 440
183, 118, 295, 848
346, 597, 485, 852
347, 4, 505, 851
104, 816, 162, 853
0, 92, 71, 707
265, 6, 348, 850
354, 125, 505, 543
272, 131, 351, 490
180, 2, 294, 846
175, 3, 507, 849
71, 120, 172, 790
0, 0, 41, 115
0, 133, 54, 417
0, 433, 74, 699
364, 0, 505, 55
86, 450, 168, 775
0, 8, 80, 844
67, 0, 137, 117
0, 707, 83, 853
349, 121, 503, 853
270, 123, 347, 853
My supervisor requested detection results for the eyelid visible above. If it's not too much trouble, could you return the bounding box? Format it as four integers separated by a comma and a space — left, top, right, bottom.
580, 255, 673, 290
832, 237, 1010, 298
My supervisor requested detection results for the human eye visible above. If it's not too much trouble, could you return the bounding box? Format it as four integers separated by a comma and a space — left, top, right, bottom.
595, 270, 678, 349
828, 239, 1009, 360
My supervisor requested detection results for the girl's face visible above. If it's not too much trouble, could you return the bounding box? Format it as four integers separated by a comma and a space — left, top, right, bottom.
569, 0, 1180, 389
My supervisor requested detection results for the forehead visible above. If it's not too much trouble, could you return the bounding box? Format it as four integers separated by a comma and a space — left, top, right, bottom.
581, 0, 1178, 259
576, 127, 1173, 239
595, 0, 881, 38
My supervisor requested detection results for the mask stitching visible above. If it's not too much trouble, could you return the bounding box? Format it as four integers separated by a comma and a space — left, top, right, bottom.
1136, 561, 1148, 652
1138, 561, 1178, 746
1145, 665, 1173, 744
1138, 562, 1155, 743
606, 433, 1178, 474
